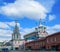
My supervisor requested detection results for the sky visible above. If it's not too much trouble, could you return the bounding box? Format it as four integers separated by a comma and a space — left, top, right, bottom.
0, 0, 60, 41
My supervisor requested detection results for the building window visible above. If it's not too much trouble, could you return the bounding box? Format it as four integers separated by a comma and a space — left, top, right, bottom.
47, 39, 49, 43
17, 35, 18, 39
35, 42, 39, 45
42, 42, 44, 45
40, 42, 42, 46
54, 37, 57, 41
51, 37, 57, 42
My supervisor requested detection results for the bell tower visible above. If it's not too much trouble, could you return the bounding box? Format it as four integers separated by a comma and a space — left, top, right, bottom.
37, 18, 48, 38
12, 20, 21, 50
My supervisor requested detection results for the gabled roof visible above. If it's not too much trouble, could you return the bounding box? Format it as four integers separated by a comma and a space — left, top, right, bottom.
46, 32, 60, 38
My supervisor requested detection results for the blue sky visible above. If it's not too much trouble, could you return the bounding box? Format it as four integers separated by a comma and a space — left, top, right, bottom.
0, 0, 60, 41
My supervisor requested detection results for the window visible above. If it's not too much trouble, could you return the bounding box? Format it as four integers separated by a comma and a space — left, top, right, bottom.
35, 42, 39, 45
51, 37, 57, 42
55, 37, 56, 41
17, 35, 18, 39
15, 35, 17, 39
13, 35, 15, 39
47, 39, 49, 43
40, 42, 42, 45
12, 35, 14, 39
42, 42, 45, 45
14, 41, 16, 44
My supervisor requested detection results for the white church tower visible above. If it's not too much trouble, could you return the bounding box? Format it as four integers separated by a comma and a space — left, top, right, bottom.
12, 20, 21, 50
38, 18, 48, 38
35, 18, 48, 39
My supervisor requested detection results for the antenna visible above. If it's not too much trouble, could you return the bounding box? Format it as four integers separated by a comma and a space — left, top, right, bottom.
40, 18, 42, 26
38, 17, 42, 29
35, 21, 38, 32
15, 17, 18, 25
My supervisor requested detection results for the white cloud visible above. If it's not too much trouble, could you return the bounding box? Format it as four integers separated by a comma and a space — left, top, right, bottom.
0, 29, 12, 36
0, 0, 49, 20
0, 29, 12, 41
52, 25, 60, 29
47, 24, 60, 35
0, 21, 20, 29
6, 21, 20, 28
36, 0, 55, 12
21, 28, 35, 34
49, 15, 55, 21
19, 24, 60, 39
0, 21, 60, 40
21, 24, 60, 38
20, 27, 35, 38
0, 21, 35, 39
0, 22, 9, 29
0, 21, 20, 40
0, 0, 56, 20
0, 22, 13, 40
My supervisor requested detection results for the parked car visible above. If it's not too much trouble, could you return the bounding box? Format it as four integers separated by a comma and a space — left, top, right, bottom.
1, 48, 9, 52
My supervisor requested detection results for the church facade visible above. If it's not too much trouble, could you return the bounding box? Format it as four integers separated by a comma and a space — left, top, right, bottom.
11, 21, 23, 50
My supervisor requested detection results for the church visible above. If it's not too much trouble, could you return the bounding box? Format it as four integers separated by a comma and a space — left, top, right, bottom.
1, 21, 25, 50
11, 21, 24, 50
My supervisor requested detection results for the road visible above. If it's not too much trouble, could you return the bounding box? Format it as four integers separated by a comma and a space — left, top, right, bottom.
10, 50, 39, 52
9, 50, 57, 52
10, 50, 24, 52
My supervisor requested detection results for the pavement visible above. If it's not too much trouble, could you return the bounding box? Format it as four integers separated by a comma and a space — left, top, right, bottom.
9, 50, 58, 52
10, 50, 24, 52
10, 50, 38, 52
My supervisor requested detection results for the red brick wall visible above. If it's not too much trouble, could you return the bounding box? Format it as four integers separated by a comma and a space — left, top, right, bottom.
45, 32, 60, 49
25, 32, 60, 50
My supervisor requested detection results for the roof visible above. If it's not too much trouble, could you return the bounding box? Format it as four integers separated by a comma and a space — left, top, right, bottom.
46, 32, 60, 38
26, 37, 46, 44
5, 42, 12, 46
25, 32, 60, 44
24, 31, 37, 38
11, 39, 25, 41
